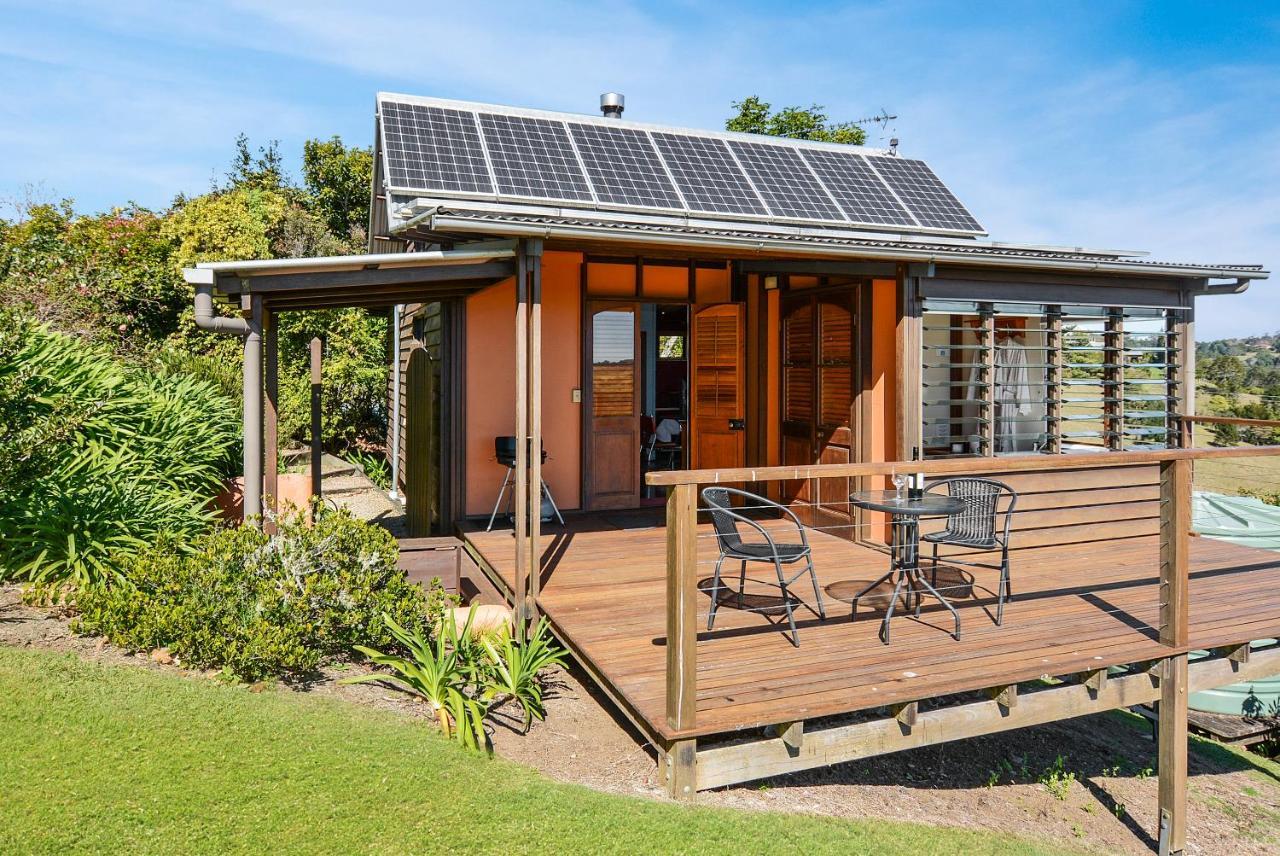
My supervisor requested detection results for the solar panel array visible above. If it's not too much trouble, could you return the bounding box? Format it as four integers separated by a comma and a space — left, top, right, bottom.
379, 97, 984, 235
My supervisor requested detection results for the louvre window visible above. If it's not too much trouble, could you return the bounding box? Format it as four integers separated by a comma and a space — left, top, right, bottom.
921, 301, 1183, 458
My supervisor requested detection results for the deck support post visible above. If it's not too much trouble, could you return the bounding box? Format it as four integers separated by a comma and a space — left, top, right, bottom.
263, 307, 278, 533
665, 738, 697, 800
1157, 457, 1191, 855
1157, 654, 1188, 856
513, 245, 530, 627
1225, 643, 1250, 667
242, 294, 264, 528
665, 480, 698, 731
309, 336, 323, 501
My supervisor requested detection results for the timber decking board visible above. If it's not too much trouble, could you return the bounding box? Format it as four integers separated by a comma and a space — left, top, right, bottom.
460, 516, 1280, 741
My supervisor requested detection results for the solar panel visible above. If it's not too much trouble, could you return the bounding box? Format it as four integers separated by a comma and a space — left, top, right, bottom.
478, 113, 593, 202
649, 132, 767, 216
865, 156, 982, 232
380, 102, 493, 195
568, 123, 683, 209
727, 140, 843, 221
377, 95, 985, 236
800, 149, 916, 227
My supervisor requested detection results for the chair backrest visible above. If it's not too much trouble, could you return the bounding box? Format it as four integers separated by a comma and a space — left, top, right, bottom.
702, 487, 746, 553
935, 477, 1016, 543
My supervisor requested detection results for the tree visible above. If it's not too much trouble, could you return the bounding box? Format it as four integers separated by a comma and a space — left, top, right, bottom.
1201, 355, 1246, 394
726, 96, 867, 145
303, 136, 374, 243
227, 134, 287, 192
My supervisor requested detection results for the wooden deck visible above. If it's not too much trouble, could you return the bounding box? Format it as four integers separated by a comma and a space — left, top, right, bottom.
461, 513, 1280, 745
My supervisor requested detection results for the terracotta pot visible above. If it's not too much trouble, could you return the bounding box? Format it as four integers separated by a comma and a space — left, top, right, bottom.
212, 474, 316, 526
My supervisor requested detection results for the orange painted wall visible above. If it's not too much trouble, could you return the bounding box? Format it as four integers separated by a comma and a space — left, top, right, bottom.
870, 277, 898, 467
464, 251, 582, 516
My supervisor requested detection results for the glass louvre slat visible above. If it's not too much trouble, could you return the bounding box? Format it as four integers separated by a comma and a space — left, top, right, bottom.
922, 299, 1183, 459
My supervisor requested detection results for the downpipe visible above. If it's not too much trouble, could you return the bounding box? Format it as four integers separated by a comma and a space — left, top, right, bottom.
193, 282, 263, 528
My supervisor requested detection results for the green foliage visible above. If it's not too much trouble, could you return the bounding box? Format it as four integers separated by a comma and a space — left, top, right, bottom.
345, 611, 566, 748
1037, 755, 1077, 800
726, 96, 867, 145
343, 447, 391, 491
1, 134, 386, 456
0, 318, 238, 588
73, 507, 445, 682
343, 612, 488, 750
0, 201, 186, 349
277, 309, 389, 450
481, 618, 567, 733
303, 136, 373, 242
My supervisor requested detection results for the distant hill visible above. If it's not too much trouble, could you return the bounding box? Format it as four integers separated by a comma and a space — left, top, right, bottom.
1197, 333, 1280, 361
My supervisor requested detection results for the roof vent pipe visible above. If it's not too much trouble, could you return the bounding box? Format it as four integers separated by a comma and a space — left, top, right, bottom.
600, 92, 624, 119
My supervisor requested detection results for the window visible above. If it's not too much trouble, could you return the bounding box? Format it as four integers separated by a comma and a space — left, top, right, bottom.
921, 301, 1183, 457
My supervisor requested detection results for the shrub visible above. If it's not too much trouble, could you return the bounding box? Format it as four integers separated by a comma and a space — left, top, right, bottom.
0, 318, 239, 588
73, 507, 448, 681
344, 614, 565, 748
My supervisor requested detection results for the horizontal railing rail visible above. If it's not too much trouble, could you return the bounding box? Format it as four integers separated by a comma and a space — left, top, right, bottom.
646, 444, 1280, 488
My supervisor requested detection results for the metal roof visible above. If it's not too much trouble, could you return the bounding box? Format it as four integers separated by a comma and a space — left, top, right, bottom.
400, 206, 1268, 281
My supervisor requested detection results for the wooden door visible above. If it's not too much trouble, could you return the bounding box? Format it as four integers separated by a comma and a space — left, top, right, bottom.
587, 304, 641, 510
781, 295, 815, 505
780, 289, 856, 526
691, 304, 745, 473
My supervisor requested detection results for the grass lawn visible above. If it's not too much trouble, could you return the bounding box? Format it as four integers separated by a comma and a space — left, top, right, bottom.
0, 647, 1071, 856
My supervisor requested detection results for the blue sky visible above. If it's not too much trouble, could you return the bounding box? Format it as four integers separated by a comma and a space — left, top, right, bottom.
1, 1, 1277, 338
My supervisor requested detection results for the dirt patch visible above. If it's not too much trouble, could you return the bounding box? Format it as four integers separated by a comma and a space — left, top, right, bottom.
5, 585, 1278, 854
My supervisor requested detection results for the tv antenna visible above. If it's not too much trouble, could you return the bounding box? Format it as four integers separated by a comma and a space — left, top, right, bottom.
853, 109, 898, 149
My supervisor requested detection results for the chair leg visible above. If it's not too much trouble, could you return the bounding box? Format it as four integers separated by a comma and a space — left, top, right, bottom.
707, 555, 726, 631
805, 557, 826, 619
737, 561, 747, 609
996, 546, 1010, 626
486, 469, 513, 532
775, 560, 800, 647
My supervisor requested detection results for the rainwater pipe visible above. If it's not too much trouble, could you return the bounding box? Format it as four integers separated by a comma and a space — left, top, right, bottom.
192, 280, 264, 528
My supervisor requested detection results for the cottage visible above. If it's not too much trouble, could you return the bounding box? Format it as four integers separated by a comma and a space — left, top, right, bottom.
186, 92, 1278, 854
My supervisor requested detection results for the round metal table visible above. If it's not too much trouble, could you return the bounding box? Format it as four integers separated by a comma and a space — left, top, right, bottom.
848, 490, 966, 644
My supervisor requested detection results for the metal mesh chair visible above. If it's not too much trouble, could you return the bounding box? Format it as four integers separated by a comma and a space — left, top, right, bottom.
921, 477, 1017, 624
702, 486, 826, 647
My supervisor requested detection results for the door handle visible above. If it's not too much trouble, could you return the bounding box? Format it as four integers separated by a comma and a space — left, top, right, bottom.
728, 419, 745, 431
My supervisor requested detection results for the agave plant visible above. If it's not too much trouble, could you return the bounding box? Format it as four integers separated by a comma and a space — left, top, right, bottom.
481, 618, 567, 733
341, 612, 488, 751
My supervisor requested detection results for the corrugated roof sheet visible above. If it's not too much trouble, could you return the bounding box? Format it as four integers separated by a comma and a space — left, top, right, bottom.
414, 207, 1267, 280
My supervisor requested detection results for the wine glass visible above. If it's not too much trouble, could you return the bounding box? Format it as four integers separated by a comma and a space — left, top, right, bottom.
891, 470, 908, 500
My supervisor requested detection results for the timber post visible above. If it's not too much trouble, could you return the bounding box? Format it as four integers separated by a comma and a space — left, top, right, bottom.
309, 336, 323, 501
263, 307, 278, 533
665, 481, 698, 798
514, 244, 530, 627
526, 239, 543, 624
1157, 457, 1191, 855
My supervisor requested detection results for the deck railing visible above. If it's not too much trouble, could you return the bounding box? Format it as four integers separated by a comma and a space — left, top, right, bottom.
645, 441, 1280, 815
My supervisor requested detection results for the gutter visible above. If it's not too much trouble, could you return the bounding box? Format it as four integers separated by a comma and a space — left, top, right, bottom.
425, 214, 1269, 283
